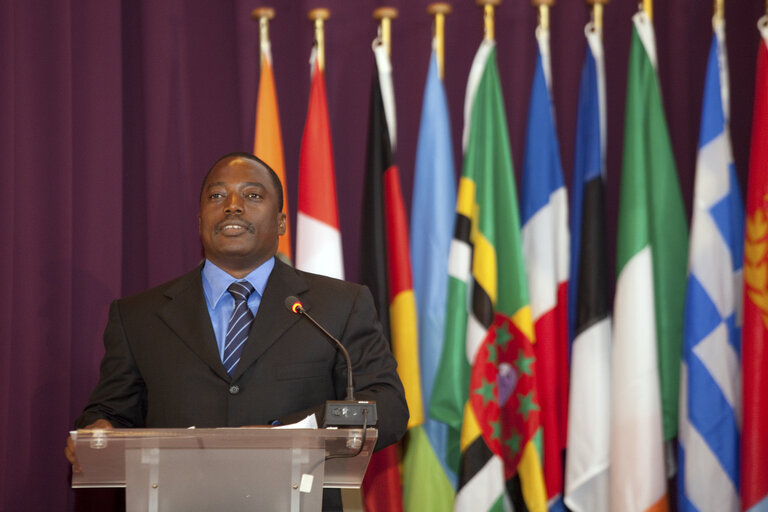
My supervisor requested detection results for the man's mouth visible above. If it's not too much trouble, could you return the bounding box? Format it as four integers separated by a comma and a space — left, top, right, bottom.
215, 220, 255, 234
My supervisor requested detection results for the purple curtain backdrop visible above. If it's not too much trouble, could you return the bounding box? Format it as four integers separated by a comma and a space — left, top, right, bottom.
0, 0, 762, 510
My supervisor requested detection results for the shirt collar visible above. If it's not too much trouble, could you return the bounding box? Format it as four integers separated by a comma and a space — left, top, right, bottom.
201, 257, 275, 308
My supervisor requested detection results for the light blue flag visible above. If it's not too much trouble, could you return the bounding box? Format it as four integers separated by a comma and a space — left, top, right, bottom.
678, 20, 743, 512
409, 50, 457, 489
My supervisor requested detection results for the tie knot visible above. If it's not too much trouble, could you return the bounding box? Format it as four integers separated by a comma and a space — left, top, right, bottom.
228, 281, 255, 303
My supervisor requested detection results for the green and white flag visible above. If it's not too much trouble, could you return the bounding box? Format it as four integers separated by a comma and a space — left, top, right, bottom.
610, 10, 688, 512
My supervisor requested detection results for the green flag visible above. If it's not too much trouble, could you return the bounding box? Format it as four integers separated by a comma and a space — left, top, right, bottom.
430, 40, 548, 512
610, 10, 688, 511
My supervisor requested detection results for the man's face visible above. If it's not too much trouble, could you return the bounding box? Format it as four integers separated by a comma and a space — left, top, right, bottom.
198, 157, 286, 274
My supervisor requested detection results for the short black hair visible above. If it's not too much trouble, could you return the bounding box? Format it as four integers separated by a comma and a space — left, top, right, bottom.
200, 151, 284, 212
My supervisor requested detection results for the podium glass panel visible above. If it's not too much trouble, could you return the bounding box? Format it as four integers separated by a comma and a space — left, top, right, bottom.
70, 427, 377, 512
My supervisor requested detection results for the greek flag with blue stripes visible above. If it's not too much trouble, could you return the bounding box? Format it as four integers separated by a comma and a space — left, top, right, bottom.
678, 21, 743, 512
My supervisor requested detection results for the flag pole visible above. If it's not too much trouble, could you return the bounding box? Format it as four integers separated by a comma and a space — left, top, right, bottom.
373, 7, 398, 56
476, 0, 500, 42
427, 3, 452, 80
532, 0, 554, 31
251, 7, 275, 66
587, 0, 609, 31
643, 0, 653, 20
308, 8, 330, 72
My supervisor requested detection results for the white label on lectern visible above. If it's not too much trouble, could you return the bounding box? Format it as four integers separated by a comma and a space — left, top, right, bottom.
299, 474, 314, 493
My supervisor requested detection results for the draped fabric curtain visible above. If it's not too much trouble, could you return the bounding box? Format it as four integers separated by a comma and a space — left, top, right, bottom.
0, 1, 761, 510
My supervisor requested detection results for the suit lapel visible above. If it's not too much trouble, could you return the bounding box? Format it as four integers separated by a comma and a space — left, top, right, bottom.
233, 259, 310, 380
158, 265, 231, 382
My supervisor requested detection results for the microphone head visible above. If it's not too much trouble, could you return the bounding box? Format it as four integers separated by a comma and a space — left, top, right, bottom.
284, 295, 303, 314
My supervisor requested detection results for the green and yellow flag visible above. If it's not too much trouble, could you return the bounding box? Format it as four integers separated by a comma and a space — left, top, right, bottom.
430, 40, 547, 512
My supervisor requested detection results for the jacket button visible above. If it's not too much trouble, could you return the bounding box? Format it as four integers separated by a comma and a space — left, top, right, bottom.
229, 385, 240, 395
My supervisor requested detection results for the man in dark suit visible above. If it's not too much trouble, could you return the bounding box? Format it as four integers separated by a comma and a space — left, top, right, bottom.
66, 152, 408, 509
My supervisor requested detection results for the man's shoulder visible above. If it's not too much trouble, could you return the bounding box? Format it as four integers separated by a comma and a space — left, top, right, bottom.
275, 259, 364, 295
116, 264, 203, 308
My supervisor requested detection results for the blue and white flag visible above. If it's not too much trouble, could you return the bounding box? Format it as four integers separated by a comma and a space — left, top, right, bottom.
678, 17, 743, 512
520, 25, 569, 512
563, 22, 611, 512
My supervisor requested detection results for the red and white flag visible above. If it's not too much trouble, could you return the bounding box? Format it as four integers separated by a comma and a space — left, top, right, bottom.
296, 56, 344, 279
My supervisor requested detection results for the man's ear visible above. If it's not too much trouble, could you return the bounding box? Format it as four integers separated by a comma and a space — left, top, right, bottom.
277, 212, 287, 236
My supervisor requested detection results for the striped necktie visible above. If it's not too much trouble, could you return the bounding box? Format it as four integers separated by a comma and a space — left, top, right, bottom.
222, 281, 255, 377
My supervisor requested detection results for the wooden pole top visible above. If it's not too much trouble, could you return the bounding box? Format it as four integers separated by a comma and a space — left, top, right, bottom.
427, 2, 452, 16
251, 7, 275, 20
475, 0, 501, 6
531, 0, 554, 6
373, 7, 398, 20
308, 8, 330, 21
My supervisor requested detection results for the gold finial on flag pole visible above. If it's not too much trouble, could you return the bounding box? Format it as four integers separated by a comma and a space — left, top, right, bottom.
587, 0, 609, 31
643, 0, 653, 20
476, 0, 501, 42
373, 7, 398, 56
308, 8, 330, 72
713, 0, 724, 21
251, 7, 275, 65
532, 0, 554, 31
427, 3, 452, 80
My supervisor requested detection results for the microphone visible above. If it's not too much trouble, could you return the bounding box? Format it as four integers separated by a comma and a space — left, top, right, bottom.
284, 296, 377, 427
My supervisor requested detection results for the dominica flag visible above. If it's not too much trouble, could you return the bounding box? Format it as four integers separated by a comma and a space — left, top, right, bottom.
296, 51, 344, 279
678, 15, 743, 512
430, 40, 547, 512
611, 10, 688, 511
520, 24, 569, 511
359, 43, 423, 512
564, 19, 611, 512
742, 17, 768, 512
253, 37, 291, 263
406, 46, 458, 511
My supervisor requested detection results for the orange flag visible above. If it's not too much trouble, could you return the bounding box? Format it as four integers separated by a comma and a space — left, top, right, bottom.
254, 40, 291, 263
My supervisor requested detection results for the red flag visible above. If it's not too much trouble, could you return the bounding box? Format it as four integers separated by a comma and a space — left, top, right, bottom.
296, 60, 344, 279
742, 30, 768, 512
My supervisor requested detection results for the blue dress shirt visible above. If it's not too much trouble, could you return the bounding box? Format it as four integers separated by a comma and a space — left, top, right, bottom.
201, 258, 275, 361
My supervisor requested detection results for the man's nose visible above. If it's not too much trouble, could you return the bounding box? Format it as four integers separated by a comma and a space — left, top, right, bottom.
225, 194, 243, 214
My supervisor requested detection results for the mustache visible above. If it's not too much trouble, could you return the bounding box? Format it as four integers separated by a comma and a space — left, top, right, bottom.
213, 217, 256, 234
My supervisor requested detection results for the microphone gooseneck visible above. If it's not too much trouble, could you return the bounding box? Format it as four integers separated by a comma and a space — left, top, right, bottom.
284, 296, 355, 401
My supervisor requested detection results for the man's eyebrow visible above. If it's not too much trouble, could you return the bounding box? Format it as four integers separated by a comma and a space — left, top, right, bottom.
205, 181, 266, 189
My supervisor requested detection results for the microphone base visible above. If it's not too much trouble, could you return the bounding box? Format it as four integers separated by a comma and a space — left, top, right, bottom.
323, 400, 378, 427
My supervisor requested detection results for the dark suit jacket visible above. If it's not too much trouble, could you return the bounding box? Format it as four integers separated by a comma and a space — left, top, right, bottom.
76, 257, 408, 450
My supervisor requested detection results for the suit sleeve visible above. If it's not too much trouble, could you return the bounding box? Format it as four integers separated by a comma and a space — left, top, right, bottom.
337, 285, 408, 450
74, 300, 147, 429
